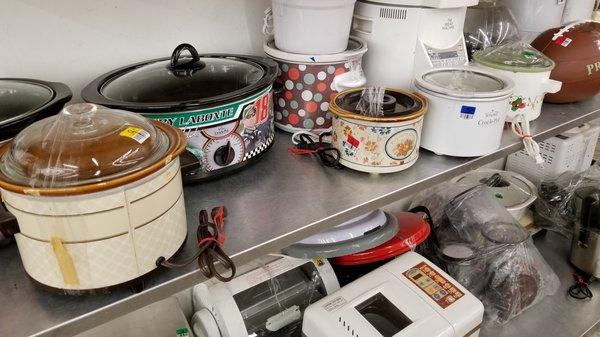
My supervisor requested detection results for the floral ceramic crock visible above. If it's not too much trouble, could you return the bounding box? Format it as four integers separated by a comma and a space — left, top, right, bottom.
329, 88, 427, 173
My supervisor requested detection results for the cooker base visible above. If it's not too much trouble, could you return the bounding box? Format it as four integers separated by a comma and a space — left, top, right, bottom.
182, 140, 274, 184
26, 235, 188, 295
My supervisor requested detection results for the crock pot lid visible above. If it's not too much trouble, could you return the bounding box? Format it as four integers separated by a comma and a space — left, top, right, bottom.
100, 45, 266, 105
298, 209, 387, 245
282, 212, 399, 259
0, 103, 170, 188
0, 80, 53, 125
415, 67, 513, 98
481, 221, 529, 245
264, 36, 367, 63
335, 88, 422, 119
455, 170, 535, 208
473, 42, 554, 72
331, 212, 431, 266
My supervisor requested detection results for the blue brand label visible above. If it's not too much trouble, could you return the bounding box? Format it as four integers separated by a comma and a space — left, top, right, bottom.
461, 105, 476, 114
460, 105, 476, 119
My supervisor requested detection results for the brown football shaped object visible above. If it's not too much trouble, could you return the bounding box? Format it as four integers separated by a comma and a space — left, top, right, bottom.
532, 21, 600, 104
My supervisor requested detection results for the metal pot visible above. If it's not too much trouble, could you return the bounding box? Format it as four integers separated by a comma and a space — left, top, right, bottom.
82, 43, 278, 183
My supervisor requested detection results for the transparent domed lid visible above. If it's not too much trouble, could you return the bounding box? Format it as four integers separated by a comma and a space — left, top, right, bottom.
100, 44, 265, 104
0, 103, 171, 188
454, 169, 536, 209
473, 42, 555, 72
416, 67, 514, 99
0, 80, 53, 125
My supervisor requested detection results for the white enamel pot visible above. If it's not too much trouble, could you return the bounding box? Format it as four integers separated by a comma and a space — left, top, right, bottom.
415, 67, 514, 157
269, 0, 357, 54
474, 58, 561, 122
330, 88, 428, 173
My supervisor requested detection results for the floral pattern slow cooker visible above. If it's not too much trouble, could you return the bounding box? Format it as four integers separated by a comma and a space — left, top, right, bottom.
330, 88, 427, 173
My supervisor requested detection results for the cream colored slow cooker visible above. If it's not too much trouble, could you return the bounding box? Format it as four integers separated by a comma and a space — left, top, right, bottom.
0, 103, 187, 292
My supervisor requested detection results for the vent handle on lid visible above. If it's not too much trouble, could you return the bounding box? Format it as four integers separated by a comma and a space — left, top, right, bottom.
170, 43, 206, 72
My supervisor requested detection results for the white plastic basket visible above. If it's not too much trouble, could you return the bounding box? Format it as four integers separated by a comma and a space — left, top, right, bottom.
506, 123, 600, 184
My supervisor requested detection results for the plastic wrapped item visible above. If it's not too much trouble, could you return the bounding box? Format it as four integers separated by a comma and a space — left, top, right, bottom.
330, 209, 431, 286
0, 103, 170, 188
355, 86, 386, 118
411, 183, 560, 326
192, 256, 340, 337
464, 0, 521, 58
535, 162, 600, 236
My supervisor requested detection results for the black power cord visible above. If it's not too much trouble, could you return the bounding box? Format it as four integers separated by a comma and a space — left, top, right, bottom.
568, 273, 594, 300
156, 206, 236, 282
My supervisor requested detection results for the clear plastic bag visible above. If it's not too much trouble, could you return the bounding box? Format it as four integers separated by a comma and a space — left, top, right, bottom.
535, 162, 600, 236
355, 87, 386, 118
411, 183, 560, 326
464, 0, 521, 58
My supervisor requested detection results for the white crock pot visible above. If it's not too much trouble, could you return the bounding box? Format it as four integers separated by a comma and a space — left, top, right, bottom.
0, 103, 187, 292
269, 0, 357, 54
473, 43, 562, 122
330, 88, 428, 173
452, 169, 537, 221
415, 67, 514, 157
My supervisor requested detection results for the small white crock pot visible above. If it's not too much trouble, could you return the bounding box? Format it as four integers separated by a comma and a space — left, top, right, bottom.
0, 103, 188, 292
473, 44, 562, 122
452, 169, 537, 221
330, 88, 428, 173
415, 67, 514, 157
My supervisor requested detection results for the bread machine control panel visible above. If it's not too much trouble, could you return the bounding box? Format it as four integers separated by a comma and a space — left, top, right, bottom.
424, 40, 467, 68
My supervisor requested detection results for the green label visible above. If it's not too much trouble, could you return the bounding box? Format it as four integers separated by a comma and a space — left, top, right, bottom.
141, 86, 271, 130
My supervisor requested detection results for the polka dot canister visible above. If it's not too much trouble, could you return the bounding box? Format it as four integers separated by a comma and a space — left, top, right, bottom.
265, 37, 368, 133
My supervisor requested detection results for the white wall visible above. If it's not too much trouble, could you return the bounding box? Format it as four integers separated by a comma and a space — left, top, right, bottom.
0, 0, 270, 101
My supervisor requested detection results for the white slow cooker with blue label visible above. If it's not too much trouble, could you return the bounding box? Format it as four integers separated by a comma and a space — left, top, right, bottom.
414, 67, 514, 157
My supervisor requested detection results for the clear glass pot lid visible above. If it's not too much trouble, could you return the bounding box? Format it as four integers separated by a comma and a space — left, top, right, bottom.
0, 103, 170, 188
454, 169, 536, 209
473, 42, 555, 72
0, 80, 53, 125
415, 67, 514, 99
99, 44, 265, 104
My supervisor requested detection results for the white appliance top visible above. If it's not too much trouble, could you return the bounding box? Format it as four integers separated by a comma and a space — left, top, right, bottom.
299, 209, 388, 245
302, 252, 484, 337
358, 0, 478, 8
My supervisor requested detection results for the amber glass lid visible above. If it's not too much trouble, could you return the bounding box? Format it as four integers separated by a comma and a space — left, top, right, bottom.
0, 103, 172, 188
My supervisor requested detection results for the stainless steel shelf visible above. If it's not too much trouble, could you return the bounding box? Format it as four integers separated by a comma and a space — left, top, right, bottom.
1, 97, 599, 337
481, 231, 600, 337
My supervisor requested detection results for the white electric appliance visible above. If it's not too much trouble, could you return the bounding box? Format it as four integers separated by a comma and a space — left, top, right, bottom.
352, 0, 476, 89
303, 252, 484, 337
562, 0, 596, 23
503, 0, 567, 42
191, 256, 340, 337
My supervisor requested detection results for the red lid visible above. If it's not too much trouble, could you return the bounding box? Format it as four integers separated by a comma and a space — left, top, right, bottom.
331, 212, 430, 266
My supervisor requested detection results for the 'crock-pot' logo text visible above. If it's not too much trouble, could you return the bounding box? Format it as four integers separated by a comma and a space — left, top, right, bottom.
477, 110, 501, 127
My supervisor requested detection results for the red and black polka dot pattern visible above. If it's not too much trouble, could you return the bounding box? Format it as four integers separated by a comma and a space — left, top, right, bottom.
273, 61, 351, 132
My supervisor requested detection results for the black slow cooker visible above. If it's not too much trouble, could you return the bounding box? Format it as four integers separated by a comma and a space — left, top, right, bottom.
1, 78, 72, 142
82, 43, 278, 183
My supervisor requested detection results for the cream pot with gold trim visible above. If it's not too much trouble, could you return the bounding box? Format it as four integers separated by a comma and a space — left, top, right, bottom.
330, 88, 428, 173
0, 103, 187, 293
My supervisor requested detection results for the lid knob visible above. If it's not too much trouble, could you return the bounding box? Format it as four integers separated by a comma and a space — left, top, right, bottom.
169, 43, 206, 76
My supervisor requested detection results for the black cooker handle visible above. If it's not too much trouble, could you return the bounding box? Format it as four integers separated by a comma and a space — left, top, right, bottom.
170, 43, 205, 70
